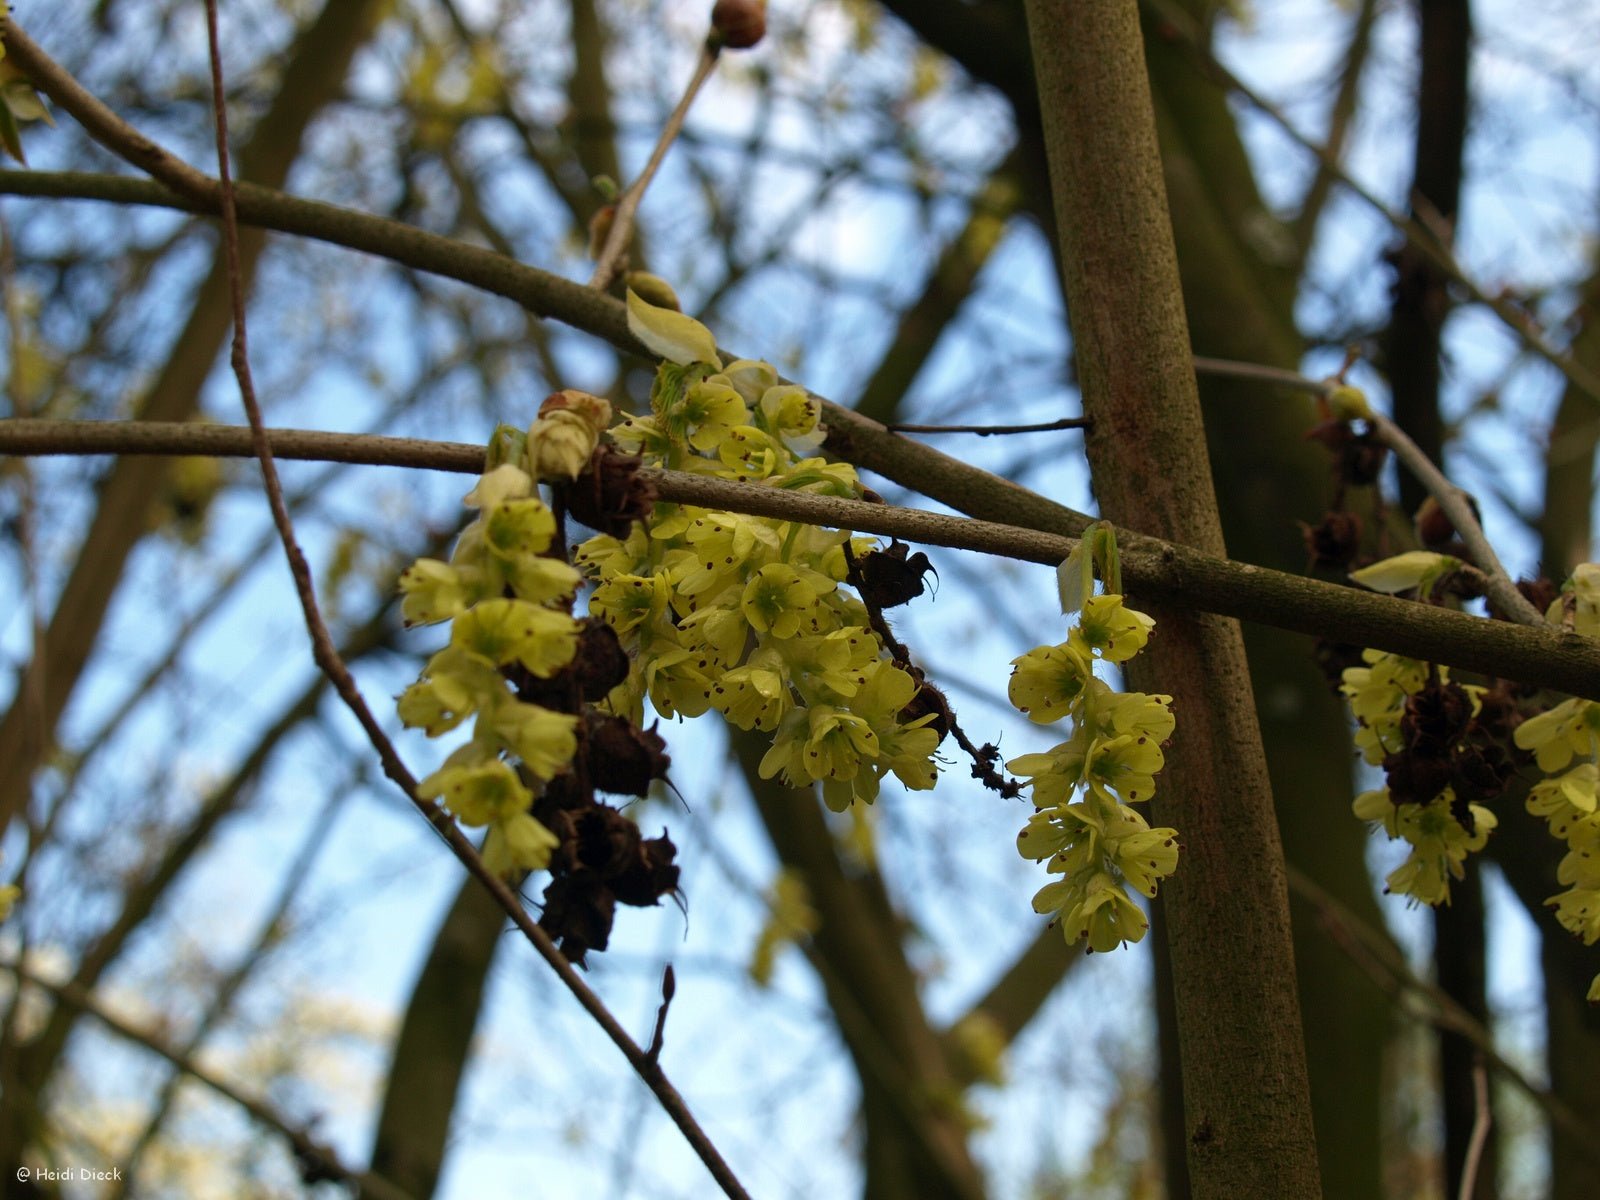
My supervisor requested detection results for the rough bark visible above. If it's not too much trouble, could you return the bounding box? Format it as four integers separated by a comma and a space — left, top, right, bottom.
1022, 3, 1321, 1195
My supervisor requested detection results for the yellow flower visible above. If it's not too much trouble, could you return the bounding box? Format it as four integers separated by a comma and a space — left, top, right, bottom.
742, 563, 822, 639
482, 701, 578, 781
1007, 642, 1094, 724
711, 651, 792, 731
483, 497, 556, 558
483, 811, 561, 876
1107, 823, 1180, 898
1082, 733, 1165, 805
589, 573, 672, 637
1527, 764, 1599, 821
1069, 594, 1155, 662
1039, 872, 1149, 953
463, 463, 534, 508
399, 558, 482, 626
418, 759, 531, 827
397, 646, 507, 734
641, 645, 715, 719
1374, 790, 1496, 905
1548, 886, 1600, 944
1514, 698, 1599, 774
451, 598, 580, 677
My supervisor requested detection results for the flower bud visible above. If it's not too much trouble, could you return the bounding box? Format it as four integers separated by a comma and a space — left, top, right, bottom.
711, 0, 766, 49
527, 409, 602, 481
539, 388, 614, 434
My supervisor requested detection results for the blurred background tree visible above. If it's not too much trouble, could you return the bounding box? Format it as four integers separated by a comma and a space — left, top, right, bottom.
0, 0, 1596, 1196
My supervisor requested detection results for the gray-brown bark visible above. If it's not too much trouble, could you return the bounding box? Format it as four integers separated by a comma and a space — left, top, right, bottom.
1022, 3, 1322, 1194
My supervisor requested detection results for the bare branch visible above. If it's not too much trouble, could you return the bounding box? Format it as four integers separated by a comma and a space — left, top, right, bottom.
886, 417, 1089, 436
1, 20, 215, 199
3, 417, 1597, 699
1192, 355, 1546, 624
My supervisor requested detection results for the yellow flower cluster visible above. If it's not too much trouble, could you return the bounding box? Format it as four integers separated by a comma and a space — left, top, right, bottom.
577, 291, 943, 812
397, 458, 589, 877
1007, 594, 1177, 953
1342, 649, 1496, 903
1344, 559, 1600, 1000
1519, 695, 1600, 1000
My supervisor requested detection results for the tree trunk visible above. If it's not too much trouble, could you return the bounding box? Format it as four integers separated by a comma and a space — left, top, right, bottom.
1022, 4, 1322, 1194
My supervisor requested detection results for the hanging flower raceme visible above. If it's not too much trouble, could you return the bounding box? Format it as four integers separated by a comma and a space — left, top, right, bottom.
1343, 552, 1600, 1001
397, 461, 582, 877
1008, 529, 1177, 953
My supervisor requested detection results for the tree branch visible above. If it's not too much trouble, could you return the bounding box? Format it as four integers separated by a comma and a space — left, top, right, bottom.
3, 417, 1596, 699
589, 40, 720, 290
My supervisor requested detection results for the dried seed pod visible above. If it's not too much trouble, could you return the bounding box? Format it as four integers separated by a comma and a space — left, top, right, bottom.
1300, 510, 1363, 570
565, 445, 658, 537
855, 540, 937, 608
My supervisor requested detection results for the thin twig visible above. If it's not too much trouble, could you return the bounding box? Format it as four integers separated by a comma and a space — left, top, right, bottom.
1367, 410, 1544, 624
886, 417, 1091, 436
646, 964, 675, 1064
0, 960, 413, 1200
588, 39, 720, 291
1192, 354, 1331, 397
192, 8, 750, 1196
1191, 354, 1546, 625
1143, 0, 1600, 407
1286, 865, 1600, 1166
3, 417, 1598, 699
1457, 1060, 1491, 1200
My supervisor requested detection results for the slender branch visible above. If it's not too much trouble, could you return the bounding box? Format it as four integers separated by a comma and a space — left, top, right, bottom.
1367, 410, 1544, 624
645, 965, 675, 1065
1192, 354, 1546, 625
588, 39, 720, 291
0, 961, 413, 1200
1193, 354, 1329, 396
1142, 0, 1600, 407
1286, 865, 1600, 1167
3, 417, 1597, 700
885, 416, 1090, 436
